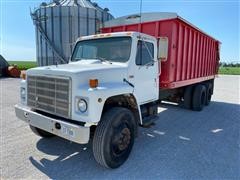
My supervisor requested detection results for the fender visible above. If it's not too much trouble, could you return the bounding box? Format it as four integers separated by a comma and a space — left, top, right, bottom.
72, 82, 143, 125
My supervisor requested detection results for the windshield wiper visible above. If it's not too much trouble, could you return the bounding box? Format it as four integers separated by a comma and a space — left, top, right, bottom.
97, 57, 112, 64
73, 58, 82, 61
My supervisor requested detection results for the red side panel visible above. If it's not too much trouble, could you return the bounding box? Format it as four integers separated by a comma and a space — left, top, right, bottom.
101, 18, 220, 89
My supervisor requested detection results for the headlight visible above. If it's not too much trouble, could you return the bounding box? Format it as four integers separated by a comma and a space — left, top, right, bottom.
77, 99, 87, 113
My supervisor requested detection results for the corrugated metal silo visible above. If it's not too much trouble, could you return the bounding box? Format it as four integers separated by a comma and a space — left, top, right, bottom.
31, 0, 114, 66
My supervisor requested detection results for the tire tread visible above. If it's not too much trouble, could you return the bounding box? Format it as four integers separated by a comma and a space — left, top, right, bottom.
92, 107, 134, 168
192, 84, 206, 111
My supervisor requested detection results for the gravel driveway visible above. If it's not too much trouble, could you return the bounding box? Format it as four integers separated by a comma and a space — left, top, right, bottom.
0, 75, 239, 179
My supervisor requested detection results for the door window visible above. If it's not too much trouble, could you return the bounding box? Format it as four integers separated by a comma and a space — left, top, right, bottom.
136, 41, 154, 66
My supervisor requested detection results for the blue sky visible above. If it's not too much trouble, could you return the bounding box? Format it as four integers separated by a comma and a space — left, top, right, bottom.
0, 0, 239, 62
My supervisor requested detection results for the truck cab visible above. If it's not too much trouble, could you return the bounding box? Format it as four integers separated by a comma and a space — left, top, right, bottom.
15, 32, 161, 168
72, 32, 159, 105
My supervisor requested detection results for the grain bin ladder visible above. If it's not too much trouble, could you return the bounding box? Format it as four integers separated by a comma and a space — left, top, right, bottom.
30, 11, 67, 64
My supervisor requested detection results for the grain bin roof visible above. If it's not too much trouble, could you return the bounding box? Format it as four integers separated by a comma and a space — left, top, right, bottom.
43, 0, 105, 11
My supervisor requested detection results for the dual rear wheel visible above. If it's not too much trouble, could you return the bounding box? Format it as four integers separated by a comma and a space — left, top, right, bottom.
192, 84, 207, 111
184, 82, 213, 111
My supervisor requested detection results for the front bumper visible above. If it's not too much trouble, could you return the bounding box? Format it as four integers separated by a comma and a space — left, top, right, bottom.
15, 104, 90, 144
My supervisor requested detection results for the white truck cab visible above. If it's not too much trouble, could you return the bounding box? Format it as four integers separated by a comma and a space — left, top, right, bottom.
15, 32, 160, 168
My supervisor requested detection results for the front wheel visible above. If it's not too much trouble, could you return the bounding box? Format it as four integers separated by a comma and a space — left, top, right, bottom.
93, 107, 136, 169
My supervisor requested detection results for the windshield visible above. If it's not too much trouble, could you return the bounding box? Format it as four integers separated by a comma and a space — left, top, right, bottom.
71, 37, 132, 63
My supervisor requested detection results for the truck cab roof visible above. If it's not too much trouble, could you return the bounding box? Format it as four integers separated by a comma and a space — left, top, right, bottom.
76, 31, 157, 43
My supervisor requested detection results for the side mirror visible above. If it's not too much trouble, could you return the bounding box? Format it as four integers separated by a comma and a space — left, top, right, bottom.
158, 37, 168, 61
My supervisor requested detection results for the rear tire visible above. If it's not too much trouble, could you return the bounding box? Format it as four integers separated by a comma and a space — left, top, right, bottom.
205, 83, 213, 106
183, 86, 193, 109
192, 84, 206, 111
93, 107, 136, 169
29, 125, 55, 138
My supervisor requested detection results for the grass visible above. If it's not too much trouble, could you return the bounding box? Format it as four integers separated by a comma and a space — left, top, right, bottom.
7, 61, 37, 70
218, 67, 240, 75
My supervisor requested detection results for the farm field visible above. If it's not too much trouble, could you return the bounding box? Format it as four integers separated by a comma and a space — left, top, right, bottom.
7, 61, 37, 70
218, 67, 240, 75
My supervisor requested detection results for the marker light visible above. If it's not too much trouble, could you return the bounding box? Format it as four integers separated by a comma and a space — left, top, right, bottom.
20, 71, 26, 80
89, 79, 98, 88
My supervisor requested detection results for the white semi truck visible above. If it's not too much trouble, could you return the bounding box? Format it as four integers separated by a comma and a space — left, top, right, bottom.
15, 13, 220, 168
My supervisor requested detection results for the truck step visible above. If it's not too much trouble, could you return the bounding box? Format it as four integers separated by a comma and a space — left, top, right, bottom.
141, 115, 159, 128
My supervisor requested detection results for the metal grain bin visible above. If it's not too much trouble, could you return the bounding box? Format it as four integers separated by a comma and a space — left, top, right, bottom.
31, 0, 113, 66
0, 55, 9, 77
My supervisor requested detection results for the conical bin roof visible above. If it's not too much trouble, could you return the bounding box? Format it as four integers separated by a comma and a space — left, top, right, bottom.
41, 0, 107, 11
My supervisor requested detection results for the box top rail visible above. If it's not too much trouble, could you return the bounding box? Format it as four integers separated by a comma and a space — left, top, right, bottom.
103, 12, 220, 43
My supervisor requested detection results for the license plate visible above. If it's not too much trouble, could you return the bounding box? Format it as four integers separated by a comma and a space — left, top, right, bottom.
61, 125, 75, 138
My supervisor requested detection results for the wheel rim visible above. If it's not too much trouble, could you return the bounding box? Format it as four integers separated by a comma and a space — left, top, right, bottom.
111, 123, 131, 156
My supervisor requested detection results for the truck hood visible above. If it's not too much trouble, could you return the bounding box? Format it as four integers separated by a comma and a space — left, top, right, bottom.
27, 60, 128, 85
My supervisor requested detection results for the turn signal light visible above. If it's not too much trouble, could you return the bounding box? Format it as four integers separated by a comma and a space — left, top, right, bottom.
20, 71, 26, 80
89, 79, 98, 88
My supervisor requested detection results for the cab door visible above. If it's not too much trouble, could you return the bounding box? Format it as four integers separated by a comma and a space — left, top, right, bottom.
128, 38, 159, 104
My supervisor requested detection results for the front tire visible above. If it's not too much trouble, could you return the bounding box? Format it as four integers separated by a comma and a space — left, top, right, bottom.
93, 107, 136, 169
29, 125, 55, 138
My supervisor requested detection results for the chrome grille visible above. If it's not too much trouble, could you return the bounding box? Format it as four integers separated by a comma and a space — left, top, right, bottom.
27, 76, 71, 118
